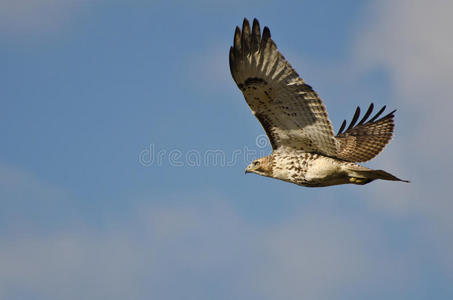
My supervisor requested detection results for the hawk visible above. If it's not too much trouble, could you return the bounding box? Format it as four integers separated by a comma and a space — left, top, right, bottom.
230, 18, 408, 187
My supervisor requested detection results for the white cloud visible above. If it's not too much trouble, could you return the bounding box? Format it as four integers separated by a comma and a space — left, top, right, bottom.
0, 162, 433, 299
183, 44, 233, 96
253, 213, 415, 300
355, 0, 453, 156
0, 187, 420, 300
0, 163, 65, 200
0, 163, 78, 233
2, 2, 453, 297
354, 0, 453, 275
0, 0, 94, 36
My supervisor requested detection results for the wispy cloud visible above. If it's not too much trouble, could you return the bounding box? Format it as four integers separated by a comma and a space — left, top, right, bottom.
0, 182, 420, 299
0, 0, 95, 36
354, 0, 453, 276
0, 163, 76, 234
183, 44, 233, 95
355, 0, 453, 154
2, 2, 453, 298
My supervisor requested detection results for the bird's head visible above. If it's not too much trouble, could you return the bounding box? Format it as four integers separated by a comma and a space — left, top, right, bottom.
245, 156, 273, 177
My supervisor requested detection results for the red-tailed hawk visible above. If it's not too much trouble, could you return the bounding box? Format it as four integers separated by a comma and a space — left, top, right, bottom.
230, 18, 408, 187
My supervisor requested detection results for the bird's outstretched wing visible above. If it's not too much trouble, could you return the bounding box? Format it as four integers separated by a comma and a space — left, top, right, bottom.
229, 18, 338, 156
335, 103, 395, 162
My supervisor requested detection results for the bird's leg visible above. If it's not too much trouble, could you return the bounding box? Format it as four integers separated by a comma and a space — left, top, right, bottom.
349, 177, 368, 184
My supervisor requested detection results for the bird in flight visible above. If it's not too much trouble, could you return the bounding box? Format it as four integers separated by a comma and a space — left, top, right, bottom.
229, 18, 408, 187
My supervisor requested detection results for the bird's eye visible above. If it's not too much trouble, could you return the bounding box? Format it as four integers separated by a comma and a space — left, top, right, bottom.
253, 161, 260, 166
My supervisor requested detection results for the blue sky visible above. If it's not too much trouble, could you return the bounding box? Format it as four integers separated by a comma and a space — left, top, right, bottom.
1, 0, 453, 299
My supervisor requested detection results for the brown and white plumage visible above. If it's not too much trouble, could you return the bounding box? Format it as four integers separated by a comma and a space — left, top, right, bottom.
232, 18, 408, 187
230, 19, 338, 156
336, 103, 395, 162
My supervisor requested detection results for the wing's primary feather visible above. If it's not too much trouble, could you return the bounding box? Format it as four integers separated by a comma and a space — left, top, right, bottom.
229, 18, 338, 155
335, 103, 395, 162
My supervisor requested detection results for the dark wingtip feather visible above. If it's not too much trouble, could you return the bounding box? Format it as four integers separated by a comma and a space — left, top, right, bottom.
379, 109, 396, 122
234, 26, 241, 53
338, 120, 347, 135
338, 103, 397, 136
253, 18, 260, 29
229, 46, 236, 78
262, 26, 271, 39
234, 26, 241, 38
346, 106, 361, 131
241, 18, 251, 55
368, 105, 386, 123
242, 18, 250, 28
260, 26, 271, 51
358, 103, 374, 126
251, 18, 261, 52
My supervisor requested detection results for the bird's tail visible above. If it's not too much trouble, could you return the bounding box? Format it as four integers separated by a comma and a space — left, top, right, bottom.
346, 166, 409, 185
